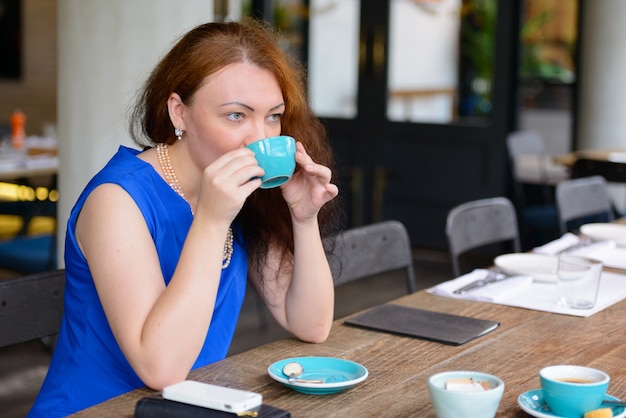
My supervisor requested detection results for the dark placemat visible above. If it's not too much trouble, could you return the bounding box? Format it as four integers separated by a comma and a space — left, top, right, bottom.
344, 303, 499, 345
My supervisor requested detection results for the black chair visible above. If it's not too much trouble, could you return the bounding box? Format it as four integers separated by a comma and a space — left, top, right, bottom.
254, 220, 418, 332
506, 130, 566, 249
446, 197, 521, 277
571, 157, 626, 216
555, 175, 615, 234
324, 220, 417, 293
0, 269, 65, 349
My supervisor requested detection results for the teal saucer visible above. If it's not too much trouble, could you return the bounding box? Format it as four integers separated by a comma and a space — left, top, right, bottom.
518, 389, 626, 418
267, 356, 368, 395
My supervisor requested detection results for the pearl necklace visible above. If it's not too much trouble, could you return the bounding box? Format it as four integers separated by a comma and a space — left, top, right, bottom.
156, 143, 233, 269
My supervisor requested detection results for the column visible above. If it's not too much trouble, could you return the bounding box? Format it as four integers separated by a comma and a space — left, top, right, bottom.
577, 0, 626, 150
577, 0, 626, 212
57, 0, 214, 265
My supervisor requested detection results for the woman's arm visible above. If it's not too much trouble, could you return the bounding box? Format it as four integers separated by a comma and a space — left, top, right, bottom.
253, 142, 339, 342
76, 183, 230, 390
254, 219, 335, 343
77, 148, 262, 390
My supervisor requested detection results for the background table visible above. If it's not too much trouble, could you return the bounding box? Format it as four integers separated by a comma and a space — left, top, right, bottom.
555, 149, 626, 168
0, 155, 57, 183
71, 289, 626, 417
0, 155, 57, 236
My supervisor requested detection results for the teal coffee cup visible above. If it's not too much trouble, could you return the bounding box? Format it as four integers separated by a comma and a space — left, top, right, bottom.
246, 135, 296, 189
427, 371, 505, 418
540, 365, 610, 417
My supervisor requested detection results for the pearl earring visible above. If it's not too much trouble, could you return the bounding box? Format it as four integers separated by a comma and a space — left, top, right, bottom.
174, 128, 183, 140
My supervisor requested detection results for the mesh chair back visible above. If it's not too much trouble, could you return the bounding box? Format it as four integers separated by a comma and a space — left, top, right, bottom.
507, 130, 546, 182
556, 175, 615, 234
446, 197, 521, 277
324, 220, 417, 293
0, 269, 65, 348
507, 130, 546, 159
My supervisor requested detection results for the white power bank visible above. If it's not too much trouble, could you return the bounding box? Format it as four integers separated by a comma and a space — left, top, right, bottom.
162, 380, 263, 414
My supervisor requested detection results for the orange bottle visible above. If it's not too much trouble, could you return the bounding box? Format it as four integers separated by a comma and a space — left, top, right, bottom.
10, 108, 26, 150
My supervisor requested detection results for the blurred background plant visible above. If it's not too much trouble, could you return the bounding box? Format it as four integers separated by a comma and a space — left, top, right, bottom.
458, 0, 497, 116
518, 0, 578, 109
519, 4, 575, 83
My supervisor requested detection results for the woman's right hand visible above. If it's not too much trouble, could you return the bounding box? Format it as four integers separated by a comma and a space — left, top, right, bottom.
195, 148, 263, 225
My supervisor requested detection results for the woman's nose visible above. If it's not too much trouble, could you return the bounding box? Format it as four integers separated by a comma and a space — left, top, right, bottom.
244, 136, 263, 147
245, 128, 270, 146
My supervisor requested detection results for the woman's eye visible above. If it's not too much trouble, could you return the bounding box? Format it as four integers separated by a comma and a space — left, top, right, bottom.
228, 113, 244, 121
268, 113, 283, 122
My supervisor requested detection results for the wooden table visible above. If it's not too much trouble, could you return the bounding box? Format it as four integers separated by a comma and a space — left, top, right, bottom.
71, 289, 626, 417
554, 149, 626, 168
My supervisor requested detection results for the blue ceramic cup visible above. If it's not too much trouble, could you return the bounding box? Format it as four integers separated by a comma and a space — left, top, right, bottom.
427, 371, 505, 418
246, 135, 296, 189
540, 365, 610, 417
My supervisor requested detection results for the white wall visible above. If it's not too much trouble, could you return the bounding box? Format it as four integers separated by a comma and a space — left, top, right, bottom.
578, 0, 626, 150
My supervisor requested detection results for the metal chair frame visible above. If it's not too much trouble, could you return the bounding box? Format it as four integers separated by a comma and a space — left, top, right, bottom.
556, 175, 615, 234
0, 269, 65, 348
446, 197, 521, 277
254, 220, 417, 332
324, 220, 417, 293
506, 130, 565, 249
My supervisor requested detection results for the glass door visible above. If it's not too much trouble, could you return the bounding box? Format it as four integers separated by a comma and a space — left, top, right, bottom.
517, 0, 578, 155
387, 0, 500, 124
307, 0, 518, 248
308, 0, 361, 119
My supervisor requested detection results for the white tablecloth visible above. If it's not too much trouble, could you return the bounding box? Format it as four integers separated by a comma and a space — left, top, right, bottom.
428, 268, 626, 317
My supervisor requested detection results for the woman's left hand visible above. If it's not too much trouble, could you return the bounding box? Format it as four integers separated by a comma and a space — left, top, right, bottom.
281, 142, 338, 222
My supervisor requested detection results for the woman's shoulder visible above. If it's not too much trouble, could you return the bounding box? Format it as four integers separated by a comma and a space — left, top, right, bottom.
69, 146, 156, 213
103, 145, 147, 173
83, 146, 150, 188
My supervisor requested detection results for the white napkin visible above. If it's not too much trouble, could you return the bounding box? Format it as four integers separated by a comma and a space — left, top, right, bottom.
569, 240, 626, 270
429, 269, 534, 302
568, 239, 616, 256
532, 234, 626, 270
533, 233, 580, 255
533, 233, 620, 256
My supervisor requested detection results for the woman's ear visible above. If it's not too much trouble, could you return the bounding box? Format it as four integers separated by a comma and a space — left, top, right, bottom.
167, 92, 186, 131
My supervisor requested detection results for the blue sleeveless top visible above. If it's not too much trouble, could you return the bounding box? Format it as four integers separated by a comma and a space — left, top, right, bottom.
27, 146, 248, 417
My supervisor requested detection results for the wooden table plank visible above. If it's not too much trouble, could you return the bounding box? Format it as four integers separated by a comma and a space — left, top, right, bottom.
72, 291, 626, 417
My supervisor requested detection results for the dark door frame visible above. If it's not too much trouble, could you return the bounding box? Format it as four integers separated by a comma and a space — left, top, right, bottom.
323, 0, 522, 248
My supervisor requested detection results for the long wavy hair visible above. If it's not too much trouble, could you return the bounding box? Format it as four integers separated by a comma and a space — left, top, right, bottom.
129, 19, 344, 281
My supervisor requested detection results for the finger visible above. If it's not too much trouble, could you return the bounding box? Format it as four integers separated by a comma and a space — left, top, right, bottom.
302, 162, 333, 183
240, 177, 262, 194
208, 152, 260, 184
210, 148, 257, 172
294, 142, 314, 165
325, 183, 339, 199
217, 163, 264, 194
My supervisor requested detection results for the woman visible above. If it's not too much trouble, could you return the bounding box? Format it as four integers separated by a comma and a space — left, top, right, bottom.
28, 19, 341, 417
